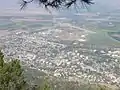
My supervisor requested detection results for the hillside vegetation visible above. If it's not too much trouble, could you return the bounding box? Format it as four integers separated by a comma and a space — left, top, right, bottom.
0, 50, 118, 90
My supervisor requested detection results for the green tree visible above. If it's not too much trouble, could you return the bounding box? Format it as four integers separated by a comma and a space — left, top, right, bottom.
0, 50, 27, 90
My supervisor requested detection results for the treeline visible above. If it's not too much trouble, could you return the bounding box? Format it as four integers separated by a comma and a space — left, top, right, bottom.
0, 50, 117, 90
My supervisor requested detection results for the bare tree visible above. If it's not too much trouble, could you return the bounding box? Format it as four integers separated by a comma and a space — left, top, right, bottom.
20, 0, 94, 10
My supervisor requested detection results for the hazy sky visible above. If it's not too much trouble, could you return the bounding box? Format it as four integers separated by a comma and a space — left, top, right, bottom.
0, 0, 36, 9
0, 0, 120, 9
0, 0, 18, 9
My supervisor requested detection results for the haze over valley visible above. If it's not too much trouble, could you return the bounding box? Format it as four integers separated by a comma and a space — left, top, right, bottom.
0, 7, 120, 88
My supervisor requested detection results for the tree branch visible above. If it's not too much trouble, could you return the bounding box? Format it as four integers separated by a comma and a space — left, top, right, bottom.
20, 0, 94, 10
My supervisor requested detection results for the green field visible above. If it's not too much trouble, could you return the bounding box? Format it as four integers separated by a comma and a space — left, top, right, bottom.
86, 28, 120, 47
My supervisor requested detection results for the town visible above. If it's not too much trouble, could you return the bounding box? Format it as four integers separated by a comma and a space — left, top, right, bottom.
0, 22, 120, 87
